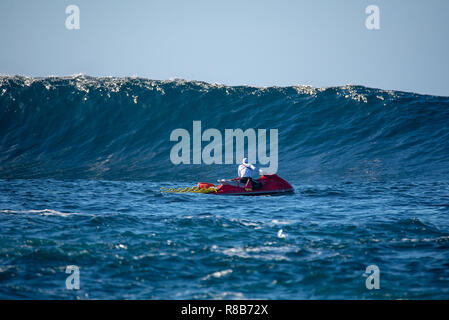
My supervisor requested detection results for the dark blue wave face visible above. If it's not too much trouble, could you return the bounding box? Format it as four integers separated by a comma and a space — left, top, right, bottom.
1, 76, 449, 300
1, 75, 448, 182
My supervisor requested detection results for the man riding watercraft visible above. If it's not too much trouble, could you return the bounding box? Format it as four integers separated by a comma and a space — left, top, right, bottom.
163, 158, 293, 195
237, 158, 262, 189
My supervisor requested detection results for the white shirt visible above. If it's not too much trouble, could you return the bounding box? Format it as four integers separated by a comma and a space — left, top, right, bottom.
238, 163, 256, 178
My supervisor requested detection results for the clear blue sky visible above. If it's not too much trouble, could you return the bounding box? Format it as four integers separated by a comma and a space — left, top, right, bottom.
1, 0, 448, 96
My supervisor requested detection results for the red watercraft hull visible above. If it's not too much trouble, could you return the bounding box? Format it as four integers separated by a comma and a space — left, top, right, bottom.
199, 174, 294, 196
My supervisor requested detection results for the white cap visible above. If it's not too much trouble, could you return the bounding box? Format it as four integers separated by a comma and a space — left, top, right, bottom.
242, 158, 249, 165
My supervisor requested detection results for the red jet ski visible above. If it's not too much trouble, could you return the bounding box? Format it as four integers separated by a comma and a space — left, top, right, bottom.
198, 174, 294, 196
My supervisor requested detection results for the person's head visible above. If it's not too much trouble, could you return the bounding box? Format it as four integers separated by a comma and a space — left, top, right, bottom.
242, 158, 249, 165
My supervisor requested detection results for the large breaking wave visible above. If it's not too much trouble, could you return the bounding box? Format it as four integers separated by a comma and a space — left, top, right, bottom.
1, 75, 448, 182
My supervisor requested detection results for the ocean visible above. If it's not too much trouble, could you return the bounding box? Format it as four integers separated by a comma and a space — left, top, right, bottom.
0, 75, 448, 299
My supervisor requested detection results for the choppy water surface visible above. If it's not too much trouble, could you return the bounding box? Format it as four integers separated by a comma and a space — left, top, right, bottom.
1, 178, 448, 299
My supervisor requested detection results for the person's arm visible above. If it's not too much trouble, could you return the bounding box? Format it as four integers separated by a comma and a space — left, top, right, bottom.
249, 164, 260, 177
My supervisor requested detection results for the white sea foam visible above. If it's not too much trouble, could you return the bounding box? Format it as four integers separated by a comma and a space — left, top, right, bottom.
202, 269, 233, 281
230, 218, 260, 227
271, 219, 291, 225
277, 229, 287, 239
220, 245, 291, 261
1, 209, 84, 217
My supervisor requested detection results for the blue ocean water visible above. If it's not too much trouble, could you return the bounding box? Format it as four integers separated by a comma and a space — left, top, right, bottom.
0, 75, 449, 299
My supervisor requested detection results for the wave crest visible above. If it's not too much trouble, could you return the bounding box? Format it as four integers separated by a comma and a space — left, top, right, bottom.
1, 76, 448, 181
